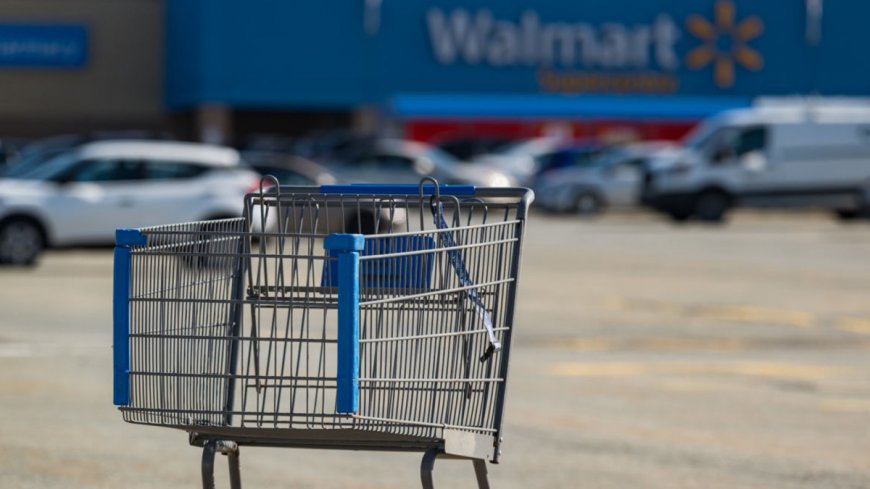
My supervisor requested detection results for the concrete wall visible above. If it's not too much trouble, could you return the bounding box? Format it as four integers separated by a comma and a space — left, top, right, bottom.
0, 0, 163, 136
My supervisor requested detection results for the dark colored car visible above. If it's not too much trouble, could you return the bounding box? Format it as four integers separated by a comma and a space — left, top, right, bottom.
291, 130, 379, 162
531, 143, 605, 182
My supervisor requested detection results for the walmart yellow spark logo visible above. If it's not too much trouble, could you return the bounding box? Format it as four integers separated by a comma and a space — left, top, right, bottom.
686, 0, 764, 88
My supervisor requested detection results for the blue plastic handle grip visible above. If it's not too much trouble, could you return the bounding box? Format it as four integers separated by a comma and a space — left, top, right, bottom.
113, 245, 131, 406
113, 228, 145, 406
324, 233, 364, 414
320, 184, 476, 196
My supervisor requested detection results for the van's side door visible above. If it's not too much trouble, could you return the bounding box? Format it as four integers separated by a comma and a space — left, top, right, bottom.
601, 157, 644, 206
707, 125, 780, 206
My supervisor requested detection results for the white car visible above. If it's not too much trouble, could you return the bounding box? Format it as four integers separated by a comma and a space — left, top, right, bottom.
647, 100, 870, 222
535, 143, 679, 215
0, 140, 262, 265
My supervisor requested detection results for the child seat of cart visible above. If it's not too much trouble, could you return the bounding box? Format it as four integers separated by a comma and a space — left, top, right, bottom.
322, 234, 437, 291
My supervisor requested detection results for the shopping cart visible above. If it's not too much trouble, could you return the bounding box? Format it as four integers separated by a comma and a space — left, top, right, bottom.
112, 177, 533, 488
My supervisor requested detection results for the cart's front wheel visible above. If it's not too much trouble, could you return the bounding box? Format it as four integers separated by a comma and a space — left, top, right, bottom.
0, 218, 44, 266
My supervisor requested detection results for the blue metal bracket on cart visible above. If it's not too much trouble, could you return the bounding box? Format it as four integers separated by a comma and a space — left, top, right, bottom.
112, 228, 147, 406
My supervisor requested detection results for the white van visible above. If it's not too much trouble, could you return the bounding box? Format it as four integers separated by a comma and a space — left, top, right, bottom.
645, 101, 870, 222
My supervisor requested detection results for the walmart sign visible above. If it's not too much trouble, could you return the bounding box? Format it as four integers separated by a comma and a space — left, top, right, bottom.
165, 0, 870, 110
427, 10, 681, 70
426, 2, 765, 92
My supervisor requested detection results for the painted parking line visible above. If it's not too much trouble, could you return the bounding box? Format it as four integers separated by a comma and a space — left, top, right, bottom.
606, 297, 817, 328
533, 336, 870, 352
838, 317, 870, 335
694, 305, 815, 328
547, 361, 845, 381
608, 297, 870, 336
817, 399, 870, 413
0, 342, 104, 358
547, 362, 647, 377
536, 337, 750, 352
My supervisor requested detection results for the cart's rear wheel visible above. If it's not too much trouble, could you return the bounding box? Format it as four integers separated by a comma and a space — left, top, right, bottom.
0, 217, 45, 266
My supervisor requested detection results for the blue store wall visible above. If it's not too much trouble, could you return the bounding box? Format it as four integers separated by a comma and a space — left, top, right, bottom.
166, 0, 870, 111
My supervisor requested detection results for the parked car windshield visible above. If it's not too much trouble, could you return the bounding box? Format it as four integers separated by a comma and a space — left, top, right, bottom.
11, 153, 79, 180
589, 148, 635, 169
2, 146, 74, 178
423, 146, 460, 169
682, 117, 723, 152
250, 164, 316, 185
536, 148, 601, 173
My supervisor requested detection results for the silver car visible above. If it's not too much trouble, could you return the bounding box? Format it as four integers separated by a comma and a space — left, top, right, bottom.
326, 138, 514, 188
535, 142, 679, 215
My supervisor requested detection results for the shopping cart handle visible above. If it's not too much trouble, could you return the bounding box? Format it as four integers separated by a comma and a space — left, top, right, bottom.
324, 233, 365, 414
113, 228, 146, 406
320, 184, 476, 196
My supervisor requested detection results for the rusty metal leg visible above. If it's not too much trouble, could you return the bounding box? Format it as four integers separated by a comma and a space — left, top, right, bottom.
472, 459, 490, 489
201, 442, 217, 489
420, 447, 439, 489
226, 444, 242, 489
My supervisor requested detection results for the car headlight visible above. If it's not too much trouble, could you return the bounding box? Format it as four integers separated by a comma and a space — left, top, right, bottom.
487, 173, 513, 187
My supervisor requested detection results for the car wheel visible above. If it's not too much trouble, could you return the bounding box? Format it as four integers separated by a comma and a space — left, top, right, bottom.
695, 191, 730, 223
0, 218, 45, 266
667, 210, 692, 223
835, 209, 860, 221
572, 192, 603, 216
836, 195, 870, 221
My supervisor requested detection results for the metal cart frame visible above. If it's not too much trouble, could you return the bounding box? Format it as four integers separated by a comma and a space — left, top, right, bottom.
113, 179, 533, 488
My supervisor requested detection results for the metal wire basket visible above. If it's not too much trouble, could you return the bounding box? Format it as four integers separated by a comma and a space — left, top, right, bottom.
113, 178, 533, 488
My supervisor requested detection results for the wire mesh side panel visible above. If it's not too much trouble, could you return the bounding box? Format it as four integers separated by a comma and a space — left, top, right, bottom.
236, 196, 341, 429
235, 190, 525, 442
121, 218, 246, 427
354, 203, 521, 439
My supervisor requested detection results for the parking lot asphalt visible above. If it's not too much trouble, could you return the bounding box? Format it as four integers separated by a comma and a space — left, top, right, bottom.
1, 210, 870, 489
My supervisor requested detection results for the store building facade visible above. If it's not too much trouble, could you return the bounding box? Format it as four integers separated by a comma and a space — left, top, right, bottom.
0, 0, 163, 137
165, 0, 868, 143
0, 1, 866, 143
